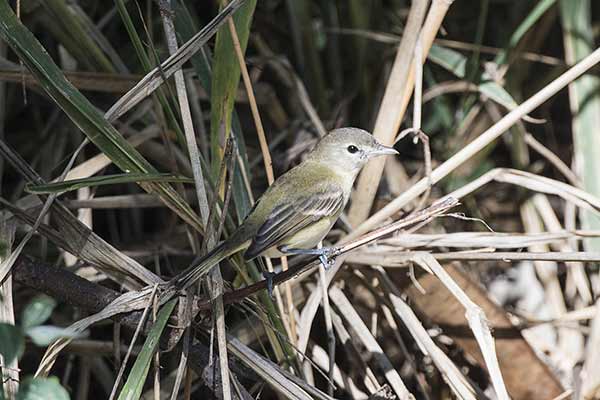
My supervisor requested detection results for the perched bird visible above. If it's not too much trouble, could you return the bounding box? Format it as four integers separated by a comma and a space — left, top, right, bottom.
171, 127, 398, 290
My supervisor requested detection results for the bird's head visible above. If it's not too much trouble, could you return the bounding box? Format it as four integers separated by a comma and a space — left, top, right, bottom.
307, 127, 398, 174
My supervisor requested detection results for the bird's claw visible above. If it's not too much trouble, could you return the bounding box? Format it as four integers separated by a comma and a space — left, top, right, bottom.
262, 271, 276, 298
279, 245, 338, 270
318, 249, 336, 270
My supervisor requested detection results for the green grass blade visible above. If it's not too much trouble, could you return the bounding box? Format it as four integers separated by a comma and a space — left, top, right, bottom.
494, 0, 557, 66
559, 0, 600, 251
105, 0, 246, 122
210, 0, 256, 175
113, 0, 186, 146
429, 45, 522, 113
117, 299, 177, 400
26, 173, 193, 194
41, 0, 115, 73
174, 0, 253, 220
285, 0, 327, 112
429, 44, 467, 78
0, 323, 24, 364
0, 2, 204, 234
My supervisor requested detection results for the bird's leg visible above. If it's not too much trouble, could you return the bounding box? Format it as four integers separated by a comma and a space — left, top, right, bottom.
262, 271, 276, 298
278, 245, 339, 270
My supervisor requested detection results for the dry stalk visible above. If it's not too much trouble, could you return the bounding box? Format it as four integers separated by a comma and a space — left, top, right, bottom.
159, 2, 230, 398
349, 45, 600, 240
409, 253, 510, 400
227, 17, 298, 345
348, 0, 431, 226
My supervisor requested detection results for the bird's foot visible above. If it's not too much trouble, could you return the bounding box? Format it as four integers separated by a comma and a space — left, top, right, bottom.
262, 271, 276, 298
278, 245, 339, 270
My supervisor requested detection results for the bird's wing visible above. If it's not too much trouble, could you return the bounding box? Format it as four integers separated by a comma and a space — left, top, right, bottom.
244, 186, 345, 259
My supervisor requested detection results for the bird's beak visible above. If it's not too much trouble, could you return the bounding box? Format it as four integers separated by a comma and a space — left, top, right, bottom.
371, 143, 399, 156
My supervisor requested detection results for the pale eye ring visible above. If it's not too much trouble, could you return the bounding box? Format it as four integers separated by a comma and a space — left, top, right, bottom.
347, 145, 359, 154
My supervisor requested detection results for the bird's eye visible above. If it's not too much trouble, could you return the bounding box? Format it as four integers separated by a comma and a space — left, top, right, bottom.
347, 145, 359, 154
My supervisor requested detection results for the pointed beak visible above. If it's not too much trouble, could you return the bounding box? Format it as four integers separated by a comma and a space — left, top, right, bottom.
371, 143, 399, 157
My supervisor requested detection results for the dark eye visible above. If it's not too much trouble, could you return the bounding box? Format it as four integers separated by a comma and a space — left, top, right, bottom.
347, 145, 359, 154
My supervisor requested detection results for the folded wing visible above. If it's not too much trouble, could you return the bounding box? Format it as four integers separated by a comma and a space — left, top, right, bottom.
244, 187, 344, 259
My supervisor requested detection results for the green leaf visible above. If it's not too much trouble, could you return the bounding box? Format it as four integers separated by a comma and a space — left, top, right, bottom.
429, 44, 467, 78
17, 377, 70, 400
429, 45, 526, 115
560, 0, 600, 251
26, 173, 194, 194
41, 0, 115, 73
0, 2, 204, 234
0, 240, 7, 260
22, 295, 56, 330
210, 0, 257, 176
117, 299, 177, 400
0, 323, 24, 364
495, 0, 557, 66
25, 325, 81, 346
478, 80, 519, 110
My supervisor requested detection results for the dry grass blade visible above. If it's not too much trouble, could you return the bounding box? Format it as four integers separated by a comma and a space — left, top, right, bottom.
318, 262, 335, 396
375, 230, 598, 249
328, 285, 414, 400
105, 0, 246, 121
109, 284, 159, 400
310, 345, 367, 399
226, 336, 314, 400
0, 137, 85, 284
521, 200, 583, 375
0, 220, 18, 398
330, 308, 380, 395
35, 286, 157, 377
523, 133, 580, 186
229, 13, 298, 347
410, 253, 510, 400
405, 263, 564, 398
348, 0, 430, 226
446, 168, 600, 214
532, 194, 592, 304
296, 197, 459, 356
580, 301, 600, 399
0, 3, 205, 233
350, 45, 600, 239
376, 266, 477, 400
1, 199, 160, 288
159, 2, 231, 398
431, 251, 600, 262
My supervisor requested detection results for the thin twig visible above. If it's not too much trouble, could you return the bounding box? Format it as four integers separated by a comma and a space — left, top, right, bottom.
318, 260, 335, 396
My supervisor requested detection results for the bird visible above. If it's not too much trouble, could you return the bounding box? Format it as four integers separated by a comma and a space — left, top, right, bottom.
170, 127, 398, 291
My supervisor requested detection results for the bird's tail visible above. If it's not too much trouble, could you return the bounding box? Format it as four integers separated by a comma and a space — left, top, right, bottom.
169, 240, 246, 290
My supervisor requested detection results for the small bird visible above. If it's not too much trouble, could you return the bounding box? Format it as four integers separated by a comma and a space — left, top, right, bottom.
171, 127, 398, 291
